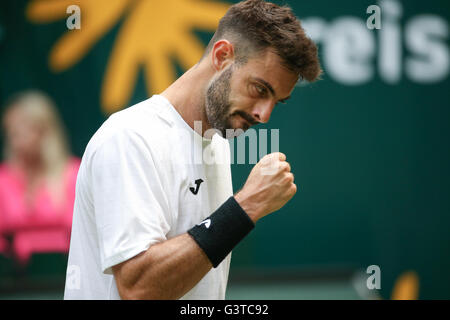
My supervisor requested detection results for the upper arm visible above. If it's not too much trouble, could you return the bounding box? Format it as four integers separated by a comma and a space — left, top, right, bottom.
112, 259, 130, 299
111, 251, 147, 300
90, 130, 171, 275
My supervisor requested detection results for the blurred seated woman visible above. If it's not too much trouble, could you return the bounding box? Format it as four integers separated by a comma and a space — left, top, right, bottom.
0, 91, 80, 265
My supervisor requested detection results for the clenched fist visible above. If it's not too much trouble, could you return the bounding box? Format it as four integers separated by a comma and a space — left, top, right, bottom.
234, 152, 297, 223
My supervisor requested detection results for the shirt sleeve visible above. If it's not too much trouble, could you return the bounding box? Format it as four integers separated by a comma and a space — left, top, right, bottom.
90, 129, 171, 274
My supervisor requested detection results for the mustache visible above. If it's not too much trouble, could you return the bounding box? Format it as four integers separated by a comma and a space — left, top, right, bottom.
231, 110, 259, 126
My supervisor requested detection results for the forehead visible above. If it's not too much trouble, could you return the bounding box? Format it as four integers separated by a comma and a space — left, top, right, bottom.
4, 106, 34, 129
237, 50, 299, 97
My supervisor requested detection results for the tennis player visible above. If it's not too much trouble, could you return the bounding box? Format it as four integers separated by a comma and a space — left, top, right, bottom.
64, 0, 321, 300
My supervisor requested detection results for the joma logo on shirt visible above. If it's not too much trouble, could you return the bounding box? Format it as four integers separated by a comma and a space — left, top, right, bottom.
189, 179, 204, 195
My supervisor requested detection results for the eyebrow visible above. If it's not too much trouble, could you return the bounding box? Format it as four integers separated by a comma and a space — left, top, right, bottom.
252, 77, 291, 103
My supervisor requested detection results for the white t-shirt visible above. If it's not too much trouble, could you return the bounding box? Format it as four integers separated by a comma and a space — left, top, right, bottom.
64, 95, 234, 300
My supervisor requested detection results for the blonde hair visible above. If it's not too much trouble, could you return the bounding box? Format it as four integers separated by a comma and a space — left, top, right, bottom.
2, 90, 70, 207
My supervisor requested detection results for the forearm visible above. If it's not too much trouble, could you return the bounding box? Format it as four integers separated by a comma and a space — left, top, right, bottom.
113, 233, 212, 300
113, 196, 257, 300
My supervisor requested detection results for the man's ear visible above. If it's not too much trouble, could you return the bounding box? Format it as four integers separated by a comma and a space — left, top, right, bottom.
211, 40, 235, 71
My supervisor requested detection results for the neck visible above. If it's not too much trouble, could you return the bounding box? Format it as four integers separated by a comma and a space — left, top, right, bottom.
160, 61, 214, 138
10, 154, 45, 177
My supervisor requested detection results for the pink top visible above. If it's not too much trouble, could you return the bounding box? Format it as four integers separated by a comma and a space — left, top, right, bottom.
0, 157, 80, 264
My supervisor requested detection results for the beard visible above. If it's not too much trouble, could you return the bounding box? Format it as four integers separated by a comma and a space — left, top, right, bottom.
205, 65, 256, 138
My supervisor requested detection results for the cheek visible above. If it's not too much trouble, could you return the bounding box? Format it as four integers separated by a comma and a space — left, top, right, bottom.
9, 127, 42, 151
230, 81, 261, 112
28, 132, 43, 146
229, 97, 257, 116
229, 75, 251, 103
229, 83, 256, 110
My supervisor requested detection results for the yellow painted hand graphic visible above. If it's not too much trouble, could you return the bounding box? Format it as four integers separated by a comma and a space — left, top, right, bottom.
103, 0, 229, 112
27, 0, 133, 72
27, 0, 229, 114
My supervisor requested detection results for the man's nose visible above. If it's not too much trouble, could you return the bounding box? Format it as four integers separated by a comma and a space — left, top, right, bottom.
252, 100, 275, 124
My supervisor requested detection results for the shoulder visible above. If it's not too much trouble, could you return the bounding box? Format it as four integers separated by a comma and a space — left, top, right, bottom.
0, 163, 15, 182
0, 163, 8, 175
67, 156, 81, 167
86, 97, 176, 157
65, 157, 81, 176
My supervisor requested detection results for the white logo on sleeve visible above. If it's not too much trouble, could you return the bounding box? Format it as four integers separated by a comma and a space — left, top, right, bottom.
198, 219, 211, 229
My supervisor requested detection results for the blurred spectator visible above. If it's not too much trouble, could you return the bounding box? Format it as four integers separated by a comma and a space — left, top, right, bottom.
0, 91, 80, 265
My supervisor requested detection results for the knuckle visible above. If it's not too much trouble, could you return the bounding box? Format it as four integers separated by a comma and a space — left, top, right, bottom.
282, 172, 294, 184
262, 153, 278, 165
287, 172, 294, 181
290, 183, 297, 193
278, 162, 289, 172
277, 152, 286, 161
285, 162, 291, 172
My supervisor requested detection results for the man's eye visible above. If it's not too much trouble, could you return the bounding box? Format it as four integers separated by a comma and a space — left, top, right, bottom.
255, 84, 266, 95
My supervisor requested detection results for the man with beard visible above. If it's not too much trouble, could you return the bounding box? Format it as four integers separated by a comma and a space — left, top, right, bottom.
64, 0, 321, 300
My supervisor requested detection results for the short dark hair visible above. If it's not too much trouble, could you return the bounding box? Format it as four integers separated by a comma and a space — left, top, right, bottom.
204, 0, 321, 82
